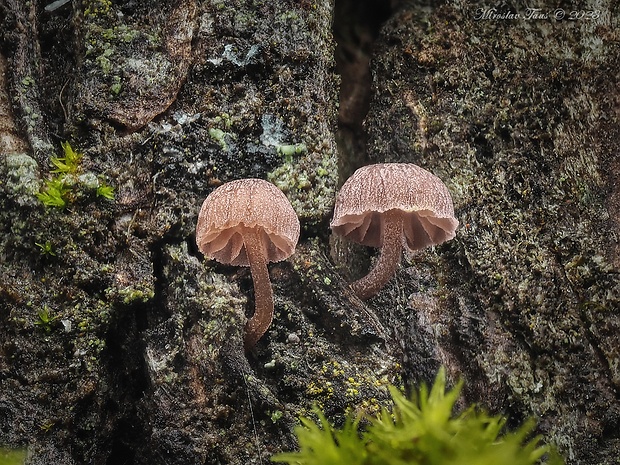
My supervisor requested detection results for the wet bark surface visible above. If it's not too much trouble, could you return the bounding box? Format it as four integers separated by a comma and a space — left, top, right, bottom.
1, 0, 619, 464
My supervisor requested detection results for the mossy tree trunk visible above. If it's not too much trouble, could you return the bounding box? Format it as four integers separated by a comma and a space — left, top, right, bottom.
0, 1, 618, 464
354, 2, 620, 464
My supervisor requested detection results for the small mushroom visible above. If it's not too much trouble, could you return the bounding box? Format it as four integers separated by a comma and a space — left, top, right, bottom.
196, 179, 300, 350
330, 163, 458, 300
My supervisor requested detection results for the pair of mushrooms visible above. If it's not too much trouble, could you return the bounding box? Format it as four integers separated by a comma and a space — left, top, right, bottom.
195, 163, 458, 350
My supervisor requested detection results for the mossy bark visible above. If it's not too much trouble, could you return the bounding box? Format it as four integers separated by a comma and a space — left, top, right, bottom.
356, 2, 620, 464
0, 0, 618, 464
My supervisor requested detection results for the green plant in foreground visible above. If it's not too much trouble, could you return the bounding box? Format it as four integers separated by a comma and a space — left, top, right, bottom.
272, 368, 563, 465
0, 448, 27, 465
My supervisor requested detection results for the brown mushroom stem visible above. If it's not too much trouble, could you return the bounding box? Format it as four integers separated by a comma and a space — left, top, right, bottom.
242, 227, 274, 350
351, 209, 404, 300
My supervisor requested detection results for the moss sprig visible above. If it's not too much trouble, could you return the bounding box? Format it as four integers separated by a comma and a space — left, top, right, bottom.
51, 141, 82, 174
34, 306, 59, 333
37, 177, 71, 208
35, 240, 57, 256
96, 182, 115, 200
36, 141, 115, 208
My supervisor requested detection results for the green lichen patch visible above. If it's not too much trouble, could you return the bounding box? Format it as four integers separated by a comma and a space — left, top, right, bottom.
272, 341, 402, 427
160, 243, 247, 354
262, 272, 400, 426
268, 147, 337, 225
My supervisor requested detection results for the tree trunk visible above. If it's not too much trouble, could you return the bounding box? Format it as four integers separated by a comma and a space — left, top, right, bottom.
0, 0, 618, 464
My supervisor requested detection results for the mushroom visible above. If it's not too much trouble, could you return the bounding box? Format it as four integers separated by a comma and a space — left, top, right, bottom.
330, 163, 458, 300
196, 179, 300, 350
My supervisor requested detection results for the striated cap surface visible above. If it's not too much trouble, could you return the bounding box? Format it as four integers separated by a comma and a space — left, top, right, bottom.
331, 163, 458, 250
196, 179, 300, 266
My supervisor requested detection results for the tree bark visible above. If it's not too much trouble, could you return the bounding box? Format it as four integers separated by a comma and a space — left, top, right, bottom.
0, 0, 618, 464
356, 2, 620, 464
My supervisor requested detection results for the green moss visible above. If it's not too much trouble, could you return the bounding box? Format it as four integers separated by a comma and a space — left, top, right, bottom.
36, 142, 115, 208
35, 240, 56, 256
0, 448, 28, 465
34, 306, 59, 333
95, 49, 114, 74
277, 143, 307, 162
83, 0, 113, 20
20, 76, 35, 88
269, 410, 284, 423
213, 113, 233, 128
37, 178, 70, 208
101, 24, 140, 43
96, 183, 115, 200
117, 287, 154, 305
110, 79, 122, 95
273, 368, 563, 465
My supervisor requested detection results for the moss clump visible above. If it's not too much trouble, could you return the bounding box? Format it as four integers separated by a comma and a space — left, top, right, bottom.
36, 142, 114, 208
273, 368, 563, 465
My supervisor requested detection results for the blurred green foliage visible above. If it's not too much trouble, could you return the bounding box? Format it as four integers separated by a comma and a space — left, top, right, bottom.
0, 448, 26, 465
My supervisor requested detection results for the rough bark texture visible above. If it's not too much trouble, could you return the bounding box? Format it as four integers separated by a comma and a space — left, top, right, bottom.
355, 1, 619, 464
0, 0, 618, 464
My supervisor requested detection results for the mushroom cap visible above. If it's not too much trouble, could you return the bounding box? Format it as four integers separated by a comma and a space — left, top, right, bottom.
330, 163, 458, 250
196, 179, 300, 266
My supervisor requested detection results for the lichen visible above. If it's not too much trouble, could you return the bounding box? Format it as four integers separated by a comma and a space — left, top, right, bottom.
2, 153, 41, 204
268, 149, 337, 223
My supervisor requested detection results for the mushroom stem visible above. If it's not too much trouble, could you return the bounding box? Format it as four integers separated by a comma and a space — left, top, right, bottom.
351, 209, 404, 300
242, 227, 274, 350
